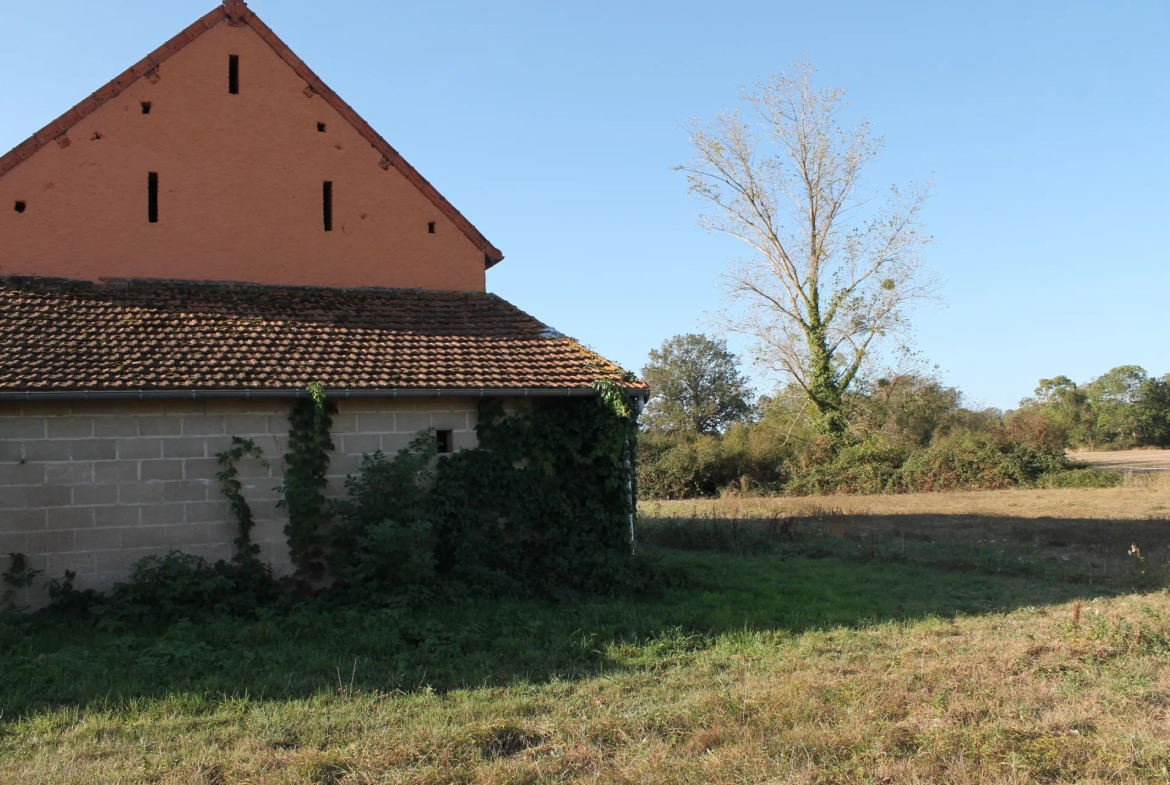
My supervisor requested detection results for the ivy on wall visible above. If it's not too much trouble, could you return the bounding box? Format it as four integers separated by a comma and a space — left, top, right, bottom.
277, 382, 336, 579
215, 436, 268, 563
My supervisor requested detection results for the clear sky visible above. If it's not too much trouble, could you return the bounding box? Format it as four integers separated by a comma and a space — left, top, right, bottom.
2, 0, 1166, 410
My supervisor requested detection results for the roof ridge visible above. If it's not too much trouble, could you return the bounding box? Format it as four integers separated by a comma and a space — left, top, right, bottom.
0, 0, 504, 268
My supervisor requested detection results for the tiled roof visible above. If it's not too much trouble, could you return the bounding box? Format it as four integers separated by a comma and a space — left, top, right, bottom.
0, 277, 644, 395
0, 0, 503, 268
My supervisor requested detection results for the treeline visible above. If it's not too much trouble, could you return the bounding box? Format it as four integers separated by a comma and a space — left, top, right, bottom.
1008, 366, 1170, 451
636, 335, 1166, 499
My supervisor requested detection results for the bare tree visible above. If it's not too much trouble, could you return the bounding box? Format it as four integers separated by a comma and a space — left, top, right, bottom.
679, 63, 938, 435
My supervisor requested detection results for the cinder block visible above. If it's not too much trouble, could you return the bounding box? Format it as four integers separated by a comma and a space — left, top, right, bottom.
394, 412, 433, 433
356, 413, 396, 433
19, 402, 72, 417
116, 438, 163, 461
46, 506, 95, 530
234, 457, 273, 480
156, 401, 206, 416
224, 414, 270, 435
121, 526, 172, 549
163, 480, 210, 503
381, 433, 415, 454
47, 552, 96, 575
166, 523, 214, 547
74, 527, 124, 551
94, 461, 139, 484
118, 482, 164, 505
334, 399, 384, 414
140, 459, 184, 482
47, 418, 94, 439
184, 500, 230, 524
431, 412, 470, 431
0, 441, 23, 462
25, 529, 74, 554
162, 437, 206, 459
412, 398, 457, 412
73, 483, 119, 506
46, 461, 94, 485
70, 440, 117, 461
0, 532, 28, 554
93, 417, 140, 438
203, 436, 235, 457
0, 417, 46, 439
328, 413, 357, 434
340, 434, 381, 455
138, 503, 186, 526
452, 431, 479, 451
0, 487, 29, 509
0, 461, 46, 486
23, 440, 72, 462
26, 485, 72, 508
265, 414, 292, 434
201, 399, 256, 414
138, 416, 182, 437
5, 508, 47, 532
95, 505, 140, 528
182, 457, 220, 481
182, 416, 226, 436
96, 548, 155, 573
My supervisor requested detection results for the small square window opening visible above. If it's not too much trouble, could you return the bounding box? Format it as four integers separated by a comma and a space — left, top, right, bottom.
436, 429, 454, 454
141, 102, 152, 114
14, 201, 27, 213
317, 122, 326, 132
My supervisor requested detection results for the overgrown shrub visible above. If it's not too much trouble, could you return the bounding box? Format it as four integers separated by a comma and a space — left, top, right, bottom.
1039, 467, 1122, 489
327, 436, 438, 598
898, 432, 1072, 492
637, 424, 789, 499
785, 440, 909, 496
106, 552, 279, 623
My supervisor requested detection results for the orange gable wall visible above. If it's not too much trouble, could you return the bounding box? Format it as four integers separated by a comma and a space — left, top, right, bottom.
0, 22, 487, 291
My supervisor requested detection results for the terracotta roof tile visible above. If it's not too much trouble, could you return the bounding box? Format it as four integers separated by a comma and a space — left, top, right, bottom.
0, 277, 644, 395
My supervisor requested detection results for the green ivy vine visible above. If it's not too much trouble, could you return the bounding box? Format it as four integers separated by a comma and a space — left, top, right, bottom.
215, 436, 269, 562
277, 382, 336, 578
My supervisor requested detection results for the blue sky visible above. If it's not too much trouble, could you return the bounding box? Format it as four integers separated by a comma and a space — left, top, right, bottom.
2, 0, 1166, 410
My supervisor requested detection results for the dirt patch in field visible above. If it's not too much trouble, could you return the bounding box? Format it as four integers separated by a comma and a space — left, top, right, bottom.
1071, 449, 1170, 472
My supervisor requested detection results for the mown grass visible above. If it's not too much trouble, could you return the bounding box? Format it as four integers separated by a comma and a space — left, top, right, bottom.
3, 493, 1170, 783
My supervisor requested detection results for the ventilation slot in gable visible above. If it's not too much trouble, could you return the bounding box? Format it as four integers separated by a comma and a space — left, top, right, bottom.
148, 172, 159, 223
14, 201, 26, 213
228, 55, 240, 94
141, 102, 152, 114
427, 221, 436, 234
322, 181, 333, 232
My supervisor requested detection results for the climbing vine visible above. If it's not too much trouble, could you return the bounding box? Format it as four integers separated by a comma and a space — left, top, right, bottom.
215, 436, 269, 562
277, 382, 336, 578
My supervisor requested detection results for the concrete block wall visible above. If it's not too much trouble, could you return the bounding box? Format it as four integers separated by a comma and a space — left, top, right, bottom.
0, 396, 483, 609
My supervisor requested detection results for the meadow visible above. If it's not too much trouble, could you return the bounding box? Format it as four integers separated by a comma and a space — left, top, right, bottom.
2, 479, 1170, 783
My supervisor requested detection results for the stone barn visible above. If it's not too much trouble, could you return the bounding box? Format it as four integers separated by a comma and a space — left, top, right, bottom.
0, 0, 645, 607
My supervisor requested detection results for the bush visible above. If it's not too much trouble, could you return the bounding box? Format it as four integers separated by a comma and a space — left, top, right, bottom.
1039, 468, 1122, 489
106, 551, 279, 623
637, 425, 789, 499
785, 440, 909, 496
898, 432, 1072, 492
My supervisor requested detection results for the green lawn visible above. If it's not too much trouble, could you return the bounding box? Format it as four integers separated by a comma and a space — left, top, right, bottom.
7, 538, 1166, 783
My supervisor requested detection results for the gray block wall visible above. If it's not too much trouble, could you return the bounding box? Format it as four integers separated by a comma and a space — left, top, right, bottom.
0, 396, 484, 609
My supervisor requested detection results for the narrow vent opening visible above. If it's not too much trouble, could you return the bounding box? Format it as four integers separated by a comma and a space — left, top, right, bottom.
91, 132, 103, 141
427, 221, 436, 234
147, 172, 159, 223
322, 180, 333, 232
228, 54, 240, 94
317, 122, 326, 132
14, 201, 26, 213
141, 101, 152, 114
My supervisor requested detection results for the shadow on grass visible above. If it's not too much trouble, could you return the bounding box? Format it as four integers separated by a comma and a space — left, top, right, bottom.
2, 511, 1163, 721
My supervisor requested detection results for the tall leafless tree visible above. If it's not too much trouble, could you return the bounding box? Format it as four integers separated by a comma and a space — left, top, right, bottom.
680, 63, 939, 435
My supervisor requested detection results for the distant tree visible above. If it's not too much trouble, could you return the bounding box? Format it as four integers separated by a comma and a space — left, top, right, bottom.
1134, 374, 1170, 447
1085, 365, 1148, 446
679, 62, 938, 436
851, 374, 963, 447
641, 334, 754, 435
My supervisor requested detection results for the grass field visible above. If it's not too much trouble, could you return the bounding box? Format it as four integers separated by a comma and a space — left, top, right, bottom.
3, 483, 1170, 783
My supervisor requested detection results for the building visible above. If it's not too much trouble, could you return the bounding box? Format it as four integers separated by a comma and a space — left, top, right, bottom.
0, 0, 644, 604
